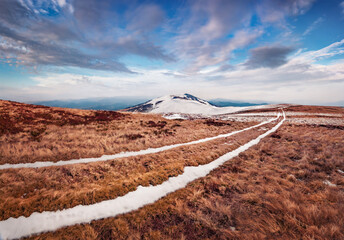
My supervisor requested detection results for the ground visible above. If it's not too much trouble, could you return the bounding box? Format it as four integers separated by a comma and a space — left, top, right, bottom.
0, 100, 343, 239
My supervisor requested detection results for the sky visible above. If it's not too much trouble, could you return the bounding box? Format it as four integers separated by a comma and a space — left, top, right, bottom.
0, 0, 344, 105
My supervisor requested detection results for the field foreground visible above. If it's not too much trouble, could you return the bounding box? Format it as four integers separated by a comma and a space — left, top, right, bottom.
0, 100, 343, 239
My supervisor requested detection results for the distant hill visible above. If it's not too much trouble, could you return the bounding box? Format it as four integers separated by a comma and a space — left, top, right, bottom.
124, 93, 273, 115
31, 95, 271, 112
208, 99, 268, 107
32, 97, 149, 111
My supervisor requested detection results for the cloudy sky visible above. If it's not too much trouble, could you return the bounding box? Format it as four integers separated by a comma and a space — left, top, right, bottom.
0, 0, 344, 105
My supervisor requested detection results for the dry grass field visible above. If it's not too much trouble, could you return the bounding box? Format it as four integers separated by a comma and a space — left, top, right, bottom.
0, 100, 343, 239
0, 100, 255, 164
0, 120, 278, 220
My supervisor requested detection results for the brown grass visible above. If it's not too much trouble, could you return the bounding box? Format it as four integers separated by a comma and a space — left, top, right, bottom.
286, 105, 344, 114
0, 100, 257, 164
0, 121, 278, 220
24, 119, 344, 240
237, 104, 344, 115
1, 100, 343, 239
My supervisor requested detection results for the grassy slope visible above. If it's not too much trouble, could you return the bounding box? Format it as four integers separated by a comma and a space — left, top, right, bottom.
0, 100, 255, 164
26, 122, 344, 240
0, 100, 343, 239
0, 120, 279, 220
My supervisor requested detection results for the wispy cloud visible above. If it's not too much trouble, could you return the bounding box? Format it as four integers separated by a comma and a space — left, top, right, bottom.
341, 2, 344, 15
257, 0, 315, 24
127, 4, 165, 32
171, 0, 258, 73
303, 17, 324, 36
294, 39, 344, 63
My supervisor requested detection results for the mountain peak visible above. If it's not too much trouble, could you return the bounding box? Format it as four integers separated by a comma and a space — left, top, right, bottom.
168, 93, 210, 105
125, 93, 269, 115
125, 93, 216, 113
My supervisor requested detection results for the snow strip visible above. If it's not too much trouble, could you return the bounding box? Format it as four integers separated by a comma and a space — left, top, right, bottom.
323, 180, 336, 187
0, 114, 280, 170
0, 111, 285, 240
163, 113, 187, 120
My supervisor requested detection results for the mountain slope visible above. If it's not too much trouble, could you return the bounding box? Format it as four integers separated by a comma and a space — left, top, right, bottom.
125, 93, 269, 115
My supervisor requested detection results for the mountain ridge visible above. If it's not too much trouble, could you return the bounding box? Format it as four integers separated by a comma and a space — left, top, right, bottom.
124, 93, 273, 115
125, 93, 213, 113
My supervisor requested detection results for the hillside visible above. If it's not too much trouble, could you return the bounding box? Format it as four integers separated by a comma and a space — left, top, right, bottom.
124, 93, 277, 115
0, 100, 343, 239
32, 97, 149, 111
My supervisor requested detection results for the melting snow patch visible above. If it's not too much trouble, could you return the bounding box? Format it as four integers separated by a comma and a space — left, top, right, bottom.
0, 112, 285, 240
323, 180, 336, 187
163, 113, 187, 120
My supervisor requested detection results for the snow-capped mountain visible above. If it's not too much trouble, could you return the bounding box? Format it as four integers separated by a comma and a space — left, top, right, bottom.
125, 93, 267, 115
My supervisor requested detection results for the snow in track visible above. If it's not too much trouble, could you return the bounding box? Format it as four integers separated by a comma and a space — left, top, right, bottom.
0, 114, 280, 170
0, 111, 285, 240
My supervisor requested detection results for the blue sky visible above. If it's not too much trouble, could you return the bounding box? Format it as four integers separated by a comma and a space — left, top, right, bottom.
0, 0, 344, 105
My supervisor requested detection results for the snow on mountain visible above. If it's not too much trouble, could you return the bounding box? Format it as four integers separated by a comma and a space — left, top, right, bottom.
125, 93, 272, 116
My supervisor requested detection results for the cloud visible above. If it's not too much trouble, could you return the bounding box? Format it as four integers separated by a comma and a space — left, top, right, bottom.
0, 0, 173, 73
340, 1, 344, 15
0, 24, 133, 73
0, 69, 198, 101
182, 28, 263, 73
100, 35, 175, 62
294, 39, 344, 63
215, 64, 234, 73
1, 40, 344, 105
0, 0, 319, 75
0, 0, 33, 26
73, 0, 114, 32
1, 0, 343, 106
169, 0, 314, 74
2, 58, 344, 105
127, 4, 165, 32
18, 0, 73, 14
245, 46, 295, 69
218, 39, 344, 86
195, 50, 344, 104
172, 0, 257, 73
303, 17, 324, 36
257, 0, 315, 24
